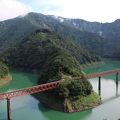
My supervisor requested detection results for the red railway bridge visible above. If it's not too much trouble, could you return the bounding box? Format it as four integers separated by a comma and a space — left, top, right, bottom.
0, 69, 120, 120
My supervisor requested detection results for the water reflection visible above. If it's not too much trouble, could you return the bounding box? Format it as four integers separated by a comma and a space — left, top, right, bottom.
116, 83, 119, 96
0, 71, 39, 93
38, 103, 93, 120
0, 59, 120, 120
98, 90, 101, 96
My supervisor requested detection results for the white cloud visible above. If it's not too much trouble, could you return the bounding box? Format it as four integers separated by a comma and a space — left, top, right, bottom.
1, 0, 120, 22
0, 0, 32, 21
34, 0, 120, 22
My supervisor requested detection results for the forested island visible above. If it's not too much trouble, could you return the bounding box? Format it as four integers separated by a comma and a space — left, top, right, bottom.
0, 61, 12, 86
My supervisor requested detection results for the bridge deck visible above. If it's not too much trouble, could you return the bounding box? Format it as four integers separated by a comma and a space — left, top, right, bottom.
0, 69, 120, 101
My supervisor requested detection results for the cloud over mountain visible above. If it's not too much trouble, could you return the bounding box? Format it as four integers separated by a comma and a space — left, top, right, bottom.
0, 0, 31, 21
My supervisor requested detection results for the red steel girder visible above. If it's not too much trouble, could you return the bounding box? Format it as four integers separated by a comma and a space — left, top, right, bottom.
0, 69, 120, 101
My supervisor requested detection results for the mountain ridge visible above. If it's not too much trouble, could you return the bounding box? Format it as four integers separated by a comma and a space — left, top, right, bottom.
0, 12, 120, 58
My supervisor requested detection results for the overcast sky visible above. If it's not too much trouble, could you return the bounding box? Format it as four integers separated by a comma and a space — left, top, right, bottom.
0, 0, 120, 22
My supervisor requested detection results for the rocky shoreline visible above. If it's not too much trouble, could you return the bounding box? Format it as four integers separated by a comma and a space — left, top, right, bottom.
63, 98, 101, 113
34, 91, 101, 113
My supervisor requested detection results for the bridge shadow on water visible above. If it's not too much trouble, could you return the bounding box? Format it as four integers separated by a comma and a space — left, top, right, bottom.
102, 94, 120, 104
102, 86, 120, 103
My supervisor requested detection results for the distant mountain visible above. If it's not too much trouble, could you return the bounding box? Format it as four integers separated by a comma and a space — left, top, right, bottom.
58, 16, 120, 43
0, 12, 120, 57
0, 12, 111, 57
0, 29, 100, 77
60, 17, 120, 56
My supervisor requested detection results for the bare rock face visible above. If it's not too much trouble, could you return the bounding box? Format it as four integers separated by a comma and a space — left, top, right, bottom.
62, 93, 101, 113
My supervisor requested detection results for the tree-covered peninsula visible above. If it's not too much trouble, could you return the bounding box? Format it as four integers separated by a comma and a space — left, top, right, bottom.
37, 54, 101, 112
0, 28, 101, 112
0, 61, 12, 86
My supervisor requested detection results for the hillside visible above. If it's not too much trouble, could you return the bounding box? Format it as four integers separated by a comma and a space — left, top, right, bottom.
61, 18, 120, 57
0, 28, 101, 112
63, 18, 120, 43
0, 12, 110, 57
111, 52, 120, 59
0, 61, 12, 86
0, 28, 101, 74
0, 16, 38, 53
0, 61, 9, 78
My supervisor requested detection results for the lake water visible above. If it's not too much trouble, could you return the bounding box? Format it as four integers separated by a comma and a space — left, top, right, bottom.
0, 59, 120, 120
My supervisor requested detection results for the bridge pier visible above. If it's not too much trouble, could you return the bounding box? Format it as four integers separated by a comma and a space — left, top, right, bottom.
98, 76, 101, 96
7, 98, 12, 120
116, 72, 119, 96
116, 72, 119, 88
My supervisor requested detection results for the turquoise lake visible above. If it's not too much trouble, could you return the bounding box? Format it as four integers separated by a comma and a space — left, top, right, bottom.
0, 59, 120, 120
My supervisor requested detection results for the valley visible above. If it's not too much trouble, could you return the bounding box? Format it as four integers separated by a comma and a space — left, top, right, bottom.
0, 12, 120, 120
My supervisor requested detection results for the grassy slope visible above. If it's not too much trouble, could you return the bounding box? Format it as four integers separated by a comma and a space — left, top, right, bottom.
70, 92, 100, 111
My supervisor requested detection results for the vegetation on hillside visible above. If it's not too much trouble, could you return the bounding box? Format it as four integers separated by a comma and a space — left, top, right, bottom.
38, 54, 100, 112
0, 61, 11, 86
65, 18, 120, 45
0, 17, 38, 53
111, 51, 120, 59
37, 42, 100, 112
0, 28, 101, 73
63, 17, 120, 57
0, 28, 100, 112
55, 78, 92, 98
0, 12, 115, 57
0, 61, 9, 78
